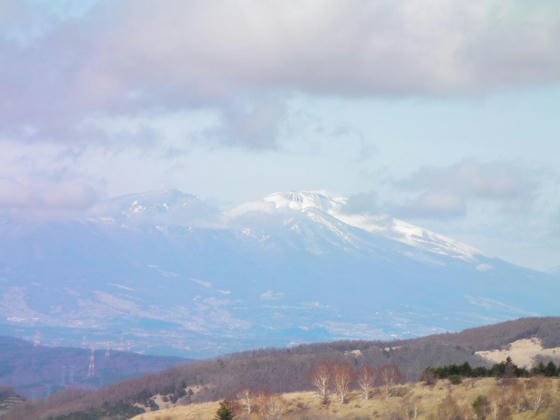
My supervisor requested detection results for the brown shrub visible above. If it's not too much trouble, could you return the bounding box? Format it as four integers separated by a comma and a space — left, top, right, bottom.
437, 394, 463, 420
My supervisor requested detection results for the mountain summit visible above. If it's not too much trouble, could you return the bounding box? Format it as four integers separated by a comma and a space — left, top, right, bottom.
229, 190, 482, 262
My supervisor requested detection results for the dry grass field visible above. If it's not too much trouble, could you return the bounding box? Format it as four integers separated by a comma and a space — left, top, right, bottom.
476, 338, 560, 368
133, 377, 560, 420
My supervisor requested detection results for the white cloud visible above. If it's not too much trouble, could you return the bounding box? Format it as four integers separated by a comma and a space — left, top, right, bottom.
476, 263, 494, 271
217, 289, 231, 295
260, 290, 285, 300
191, 278, 212, 288
108, 283, 135, 291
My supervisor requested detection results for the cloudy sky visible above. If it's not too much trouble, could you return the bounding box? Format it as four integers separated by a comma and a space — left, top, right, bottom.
1, 0, 559, 270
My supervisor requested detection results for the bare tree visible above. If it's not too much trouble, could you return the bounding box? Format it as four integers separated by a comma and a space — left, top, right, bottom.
253, 387, 271, 412
235, 387, 255, 415
533, 388, 551, 413
308, 360, 331, 402
403, 394, 420, 419
260, 394, 286, 420
356, 364, 377, 400
379, 362, 403, 399
437, 393, 461, 420
331, 360, 354, 403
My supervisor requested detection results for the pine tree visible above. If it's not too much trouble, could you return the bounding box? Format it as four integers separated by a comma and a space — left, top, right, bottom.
214, 400, 234, 420
544, 361, 557, 377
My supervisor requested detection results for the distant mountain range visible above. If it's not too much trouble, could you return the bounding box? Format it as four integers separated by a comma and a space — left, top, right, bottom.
0, 336, 183, 399
0, 190, 558, 357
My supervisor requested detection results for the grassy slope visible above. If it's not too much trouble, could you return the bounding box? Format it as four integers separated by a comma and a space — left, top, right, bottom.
133, 378, 560, 420
7, 317, 560, 419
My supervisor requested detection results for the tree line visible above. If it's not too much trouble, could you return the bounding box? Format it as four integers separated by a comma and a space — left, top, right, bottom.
213, 359, 404, 419
424, 357, 560, 382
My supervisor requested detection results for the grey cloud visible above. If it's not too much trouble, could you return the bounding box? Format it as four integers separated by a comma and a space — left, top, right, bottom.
396, 191, 467, 219
205, 98, 286, 150
2, 0, 560, 148
551, 209, 560, 237
100, 0, 560, 95
342, 192, 379, 214
0, 178, 97, 212
342, 190, 466, 219
343, 161, 539, 220
401, 160, 536, 201
395, 160, 537, 219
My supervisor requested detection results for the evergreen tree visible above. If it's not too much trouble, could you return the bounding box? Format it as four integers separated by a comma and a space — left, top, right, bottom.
214, 400, 235, 420
503, 357, 515, 378
545, 361, 558, 377
472, 395, 490, 419
532, 362, 546, 375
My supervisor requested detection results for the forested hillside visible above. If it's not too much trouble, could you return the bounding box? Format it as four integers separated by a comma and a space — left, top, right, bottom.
0, 336, 184, 399
6, 317, 560, 420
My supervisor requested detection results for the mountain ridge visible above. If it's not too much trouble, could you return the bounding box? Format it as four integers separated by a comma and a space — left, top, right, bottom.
0, 189, 557, 357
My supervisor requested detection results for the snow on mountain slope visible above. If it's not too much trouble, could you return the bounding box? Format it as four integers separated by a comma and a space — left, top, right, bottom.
338, 212, 482, 262
228, 191, 482, 262
0, 189, 555, 358
89, 189, 482, 263
88, 189, 218, 227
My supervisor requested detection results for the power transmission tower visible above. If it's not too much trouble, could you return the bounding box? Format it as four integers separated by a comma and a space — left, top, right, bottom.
33, 329, 41, 347
87, 347, 95, 378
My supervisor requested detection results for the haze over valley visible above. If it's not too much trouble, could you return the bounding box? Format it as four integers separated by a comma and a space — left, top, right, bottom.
1, 1, 560, 418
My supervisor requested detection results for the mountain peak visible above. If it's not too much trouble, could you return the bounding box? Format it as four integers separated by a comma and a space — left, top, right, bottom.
263, 191, 346, 213
88, 190, 216, 226
228, 190, 482, 262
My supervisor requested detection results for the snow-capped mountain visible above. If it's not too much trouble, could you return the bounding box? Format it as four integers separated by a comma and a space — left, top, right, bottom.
0, 190, 557, 357
88, 189, 218, 227
228, 191, 482, 262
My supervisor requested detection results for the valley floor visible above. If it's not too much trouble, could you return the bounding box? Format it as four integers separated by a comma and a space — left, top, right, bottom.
133, 377, 560, 419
